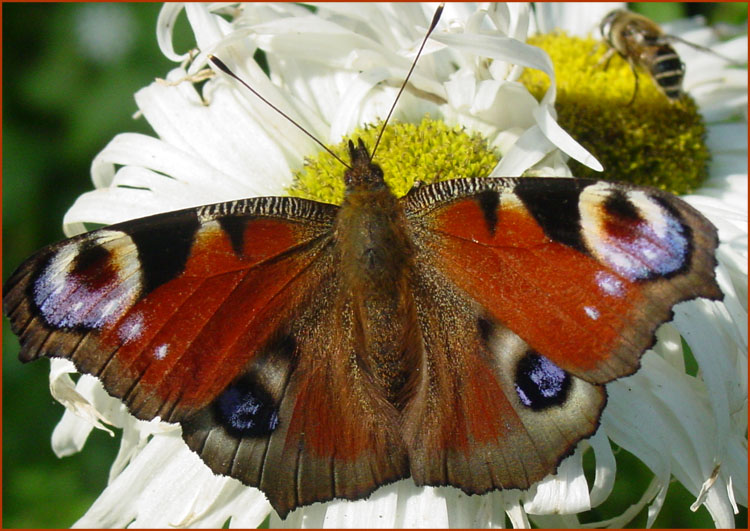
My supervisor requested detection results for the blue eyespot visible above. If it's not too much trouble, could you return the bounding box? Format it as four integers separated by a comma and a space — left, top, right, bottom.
515, 351, 571, 410
216, 381, 279, 436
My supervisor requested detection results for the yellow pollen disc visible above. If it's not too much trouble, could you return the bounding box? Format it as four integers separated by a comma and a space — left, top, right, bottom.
521, 32, 710, 194
288, 117, 499, 204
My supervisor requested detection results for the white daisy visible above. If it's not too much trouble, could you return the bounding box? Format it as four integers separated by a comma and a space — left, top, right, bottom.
31, 2, 746, 529
528, 2, 748, 528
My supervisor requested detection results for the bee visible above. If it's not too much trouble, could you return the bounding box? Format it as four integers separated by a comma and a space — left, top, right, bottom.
599, 9, 736, 104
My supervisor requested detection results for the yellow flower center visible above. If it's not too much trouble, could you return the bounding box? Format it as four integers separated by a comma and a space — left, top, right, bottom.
288, 117, 499, 203
521, 33, 710, 194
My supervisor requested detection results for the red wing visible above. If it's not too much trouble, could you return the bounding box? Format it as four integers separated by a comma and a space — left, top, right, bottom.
3, 196, 409, 518
183, 266, 409, 518
180, 262, 409, 519
405, 177, 722, 384
401, 176, 721, 494
3, 196, 337, 421
402, 258, 606, 492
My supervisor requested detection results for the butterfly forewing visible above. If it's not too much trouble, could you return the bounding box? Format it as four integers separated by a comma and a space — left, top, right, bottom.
3, 196, 337, 422
405, 177, 722, 384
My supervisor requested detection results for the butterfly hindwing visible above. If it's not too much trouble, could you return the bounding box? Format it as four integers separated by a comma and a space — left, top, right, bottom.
402, 258, 607, 492
181, 255, 410, 518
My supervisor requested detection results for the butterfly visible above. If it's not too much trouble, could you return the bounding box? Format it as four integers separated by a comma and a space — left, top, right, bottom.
3, 135, 723, 517
2, 6, 724, 520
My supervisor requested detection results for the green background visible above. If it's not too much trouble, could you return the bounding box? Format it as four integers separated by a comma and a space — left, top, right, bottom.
2, 3, 747, 528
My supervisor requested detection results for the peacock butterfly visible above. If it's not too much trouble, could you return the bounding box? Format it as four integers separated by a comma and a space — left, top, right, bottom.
2, 5, 723, 520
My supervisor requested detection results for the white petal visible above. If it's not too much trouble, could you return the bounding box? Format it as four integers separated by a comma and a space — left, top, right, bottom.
701, 479, 739, 529
135, 77, 298, 194
491, 124, 555, 176
523, 446, 590, 514
51, 408, 97, 458
532, 104, 603, 171
63, 185, 181, 235
399, 484, 449, 527
532, 2, 623, 36
588, 430, 617, 507
274, 504, 322, 528
674, 301, 741, 464
156, 3, 191, 62
90, 132, 244, 193
603, 348, 747, 527
51, 379, 127, 458
445, 490, 507, 527
184, 3, 233, 53
329, 68, 390, 140
585, 477, 663, 527
502, 490, 531, 528
472, 80, 538, 131
652, 322, 687, 372
706, 122, 748, 154
320, 482, 399, 528
74, 433, 270, 528
601, 371, 672, 495
437, 30, 552, 70
48, 359, 113, 439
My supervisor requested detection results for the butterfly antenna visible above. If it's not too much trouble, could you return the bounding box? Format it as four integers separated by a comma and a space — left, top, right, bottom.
209, 55, 352, 170
370, 3, 444, 160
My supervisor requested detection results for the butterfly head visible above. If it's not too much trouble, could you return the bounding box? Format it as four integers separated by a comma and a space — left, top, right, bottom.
344, 138, 386, 192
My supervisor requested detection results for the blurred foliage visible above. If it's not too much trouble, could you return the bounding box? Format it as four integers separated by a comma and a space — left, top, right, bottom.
2, 2, 746, 529
632, 1, 749, 24
3, 3, 192, 527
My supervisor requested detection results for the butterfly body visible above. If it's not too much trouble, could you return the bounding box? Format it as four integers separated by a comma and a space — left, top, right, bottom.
3, 138, 722, 517
336, 141, 418, 406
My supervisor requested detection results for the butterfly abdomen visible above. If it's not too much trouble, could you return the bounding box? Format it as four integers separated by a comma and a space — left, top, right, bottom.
335, 181, 419, 405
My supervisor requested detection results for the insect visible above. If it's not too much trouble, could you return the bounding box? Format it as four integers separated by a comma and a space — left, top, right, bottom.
599, 8, 732, 103
3, 6, 723, 520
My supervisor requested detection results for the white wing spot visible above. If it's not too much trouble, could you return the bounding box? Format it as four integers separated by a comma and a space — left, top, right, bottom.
584, 306, 600, 320
595, 271, 626, 297
153, 344, 169, 360
118, 312, 144, 344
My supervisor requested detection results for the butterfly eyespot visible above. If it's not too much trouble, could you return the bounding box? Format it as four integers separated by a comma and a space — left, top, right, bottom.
514, 351, 571, 410
216, 379, 280, 436
32, 231, 143, 330
580, 184, 690, 281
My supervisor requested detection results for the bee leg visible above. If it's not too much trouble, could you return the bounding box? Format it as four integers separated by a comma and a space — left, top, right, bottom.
595, 47, 617, 69
627, 61, 639, 106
